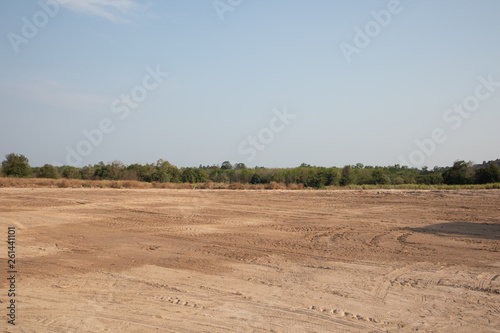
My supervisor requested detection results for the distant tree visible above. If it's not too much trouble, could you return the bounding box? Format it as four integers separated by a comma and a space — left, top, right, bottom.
153, 159, 179, 183
233, 163, 246, 170
59, 165, 80, 179
1, 153, 31, 178
93, 161, 122, 180
109, 161, 124, 180
443, 161, 474, 185
80, 165, 96, 180
37, 164, 59, 179
181, 168, 196, 183
125, 163, 155, 182
371, 169, 390, 185
237, 168, 251, 183
181, 168, 207, 183
392, 177, 405, 185
355, 168, 372, 185
432, 166, 444, 173
122, 168, 139, 181
302, 168, 322, 187
474, 162, 500, 184
324, 168, 341, 186
416, 172, 443, 185
250, 173, 263, 184
340, 165, 355, 186
221, 161, 233, 170
300, 163, 311, 168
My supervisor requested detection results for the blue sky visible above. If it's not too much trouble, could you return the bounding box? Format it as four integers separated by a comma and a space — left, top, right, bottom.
1, 0, 499, 168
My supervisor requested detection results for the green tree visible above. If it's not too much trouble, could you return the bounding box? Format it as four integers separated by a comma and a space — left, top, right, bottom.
340, 165, 355, 186
80, 165, 96, 180
1, 153, 31, 177
475, 162, 500, 184
355, 168, 372, 184
181, 168, 197, 183
238, 168, 251, 183
221, 161, 233, 170
250, 173, 263, 184
37, 164, 59, 179
234, 163, 246, 170
443, 161, 474, 185
125, 163, 155, 182
416, 172, 443, 185
371, 169, 391, 185
218, 172, 229, 183
153, 159, 178, 183
93, 161, 119, 180
59, 165, 80, 179
325, 168, 340, 186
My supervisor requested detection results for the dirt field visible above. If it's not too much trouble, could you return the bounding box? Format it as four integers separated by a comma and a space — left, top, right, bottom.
0, 188, 499, 332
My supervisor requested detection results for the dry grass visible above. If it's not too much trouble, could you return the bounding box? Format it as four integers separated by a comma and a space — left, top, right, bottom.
1, 177, 499, 190
0, 178, 154, 189
287, 183, 305, 190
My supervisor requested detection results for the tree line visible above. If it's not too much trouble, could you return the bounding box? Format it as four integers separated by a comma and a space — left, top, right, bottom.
1, 153, 500, 187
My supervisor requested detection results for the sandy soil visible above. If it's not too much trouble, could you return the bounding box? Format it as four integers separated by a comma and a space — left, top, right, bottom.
0, 188, 499, 332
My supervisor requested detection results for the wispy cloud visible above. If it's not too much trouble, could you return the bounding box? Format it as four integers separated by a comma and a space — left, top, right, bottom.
60, 0, 151, 24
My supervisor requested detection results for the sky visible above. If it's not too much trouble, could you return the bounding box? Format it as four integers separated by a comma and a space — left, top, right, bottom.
0, 0, 499, 168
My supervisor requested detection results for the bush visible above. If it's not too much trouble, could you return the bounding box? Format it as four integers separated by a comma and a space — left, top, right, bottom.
443, 161, 474, 185
371, 169, 391, 185
340, 165, 355, 186
228, 182, 244, 189
393, 177, 405, 185
1, 153, 31, 178
475, 162, 500, 184
287, 183, 304, 190
37, 164, 59, 179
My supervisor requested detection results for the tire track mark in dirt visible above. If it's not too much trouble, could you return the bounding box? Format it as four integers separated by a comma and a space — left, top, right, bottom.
172, 234, 371, 264
0, 216, 26, 229
489, 304, 500, 315
43, 315, 182, 333
2, 188, 500, 332
28, 277, 381, 332
396, 231, 413, 247
367, 232, 386, 247
372, 263, 423, 302
307, 306, 398, 330
213, 299, 386, 332
25, 286, 200, 332
102, 263, 384, 332
476, 273, 498, 291
365, 227, 406, 247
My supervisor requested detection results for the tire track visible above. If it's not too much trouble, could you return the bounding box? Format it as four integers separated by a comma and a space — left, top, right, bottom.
372, 264, 421, 301
476, 273, 498, 291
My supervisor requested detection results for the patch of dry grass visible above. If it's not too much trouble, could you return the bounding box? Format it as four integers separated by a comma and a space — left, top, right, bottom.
1, 177, 498, 190
0, 178, 156, 189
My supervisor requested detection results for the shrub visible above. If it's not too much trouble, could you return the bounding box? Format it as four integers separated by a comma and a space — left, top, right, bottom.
475, 162, 500, 184
1, 153, 31, 178
340, 165, 355, 186
37, 164, 59, 179
228, 182, 244, 190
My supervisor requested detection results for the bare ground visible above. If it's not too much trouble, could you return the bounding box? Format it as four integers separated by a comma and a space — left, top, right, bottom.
0, 188, 499, 332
